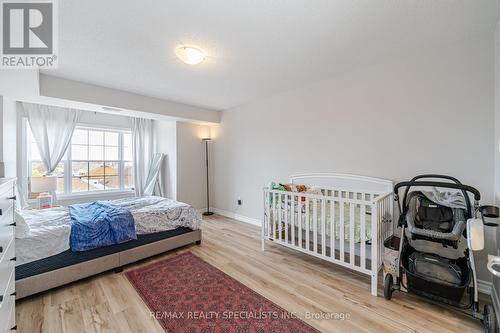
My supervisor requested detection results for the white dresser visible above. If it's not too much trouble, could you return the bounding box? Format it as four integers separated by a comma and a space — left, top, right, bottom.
0, 179, 16, 332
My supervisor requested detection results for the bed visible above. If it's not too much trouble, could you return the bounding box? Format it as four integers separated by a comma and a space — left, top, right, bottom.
14, 196, 202, 299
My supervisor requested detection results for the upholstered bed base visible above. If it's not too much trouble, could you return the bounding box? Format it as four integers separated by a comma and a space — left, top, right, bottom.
16, 229, 202, 299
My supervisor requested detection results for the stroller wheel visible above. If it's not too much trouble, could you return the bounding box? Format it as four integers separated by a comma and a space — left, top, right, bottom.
384, 274, 393, 300
483, 304, 497, 333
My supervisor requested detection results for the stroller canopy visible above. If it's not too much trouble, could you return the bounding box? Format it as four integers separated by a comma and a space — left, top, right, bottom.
405, 188, 467, 242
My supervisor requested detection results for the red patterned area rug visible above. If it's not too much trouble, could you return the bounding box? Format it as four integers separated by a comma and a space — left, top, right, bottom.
125, 252, 320, 333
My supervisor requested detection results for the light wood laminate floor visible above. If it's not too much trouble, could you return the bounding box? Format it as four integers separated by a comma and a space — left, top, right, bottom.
17, 215, 488, 333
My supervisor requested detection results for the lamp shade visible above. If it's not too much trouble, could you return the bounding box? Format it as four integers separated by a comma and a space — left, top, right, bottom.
31, 176, 57, 192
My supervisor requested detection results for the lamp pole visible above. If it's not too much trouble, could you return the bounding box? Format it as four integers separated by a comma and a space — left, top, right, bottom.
202, 138, 213, 216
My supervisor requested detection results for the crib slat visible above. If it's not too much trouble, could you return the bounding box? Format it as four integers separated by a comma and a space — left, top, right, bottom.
381, 199, 385, 239
349, 202, 355, 265
371, 194, 377, 269
298, 198, 303, 248
284, 194, 289, 243
321, 198, 326, 256
305, 198, 310, 250
272, 193, 277, 240
313, 199, 318, 253
268, 193, 272, 239
265, 192, 270, 239
379, 200, 383, 268
339, 200, 345, 262
330, 199, 335, 259
360, 204, 366, 270
278, 193, 282, 242
385, 198, 390, 240
291, 195, 295, 246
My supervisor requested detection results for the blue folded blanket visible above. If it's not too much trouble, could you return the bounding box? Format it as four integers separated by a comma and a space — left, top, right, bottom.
69, 201, 137, 252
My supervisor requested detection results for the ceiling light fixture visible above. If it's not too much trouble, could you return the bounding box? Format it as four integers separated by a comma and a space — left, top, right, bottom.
175, 45, 206, 65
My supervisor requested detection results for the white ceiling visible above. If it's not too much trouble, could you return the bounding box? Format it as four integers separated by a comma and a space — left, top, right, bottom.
44, 0, 500, 110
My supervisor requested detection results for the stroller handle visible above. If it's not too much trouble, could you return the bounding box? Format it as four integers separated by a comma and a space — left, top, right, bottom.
399, 175, 473, 218
406, 174, 464, 185
394, 181, 481, 201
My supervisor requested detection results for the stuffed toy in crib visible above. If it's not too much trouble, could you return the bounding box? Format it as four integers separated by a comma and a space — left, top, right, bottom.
268, 182, 316, 204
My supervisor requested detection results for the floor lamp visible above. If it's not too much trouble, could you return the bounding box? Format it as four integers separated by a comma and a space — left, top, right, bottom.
202, 137, 213, 216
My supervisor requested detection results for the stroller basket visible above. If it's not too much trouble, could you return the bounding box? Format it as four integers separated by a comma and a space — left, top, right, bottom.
401, 246, 470, 305
383, 235, 400, 276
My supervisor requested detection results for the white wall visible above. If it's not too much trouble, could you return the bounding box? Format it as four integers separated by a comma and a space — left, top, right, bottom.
78, 110, 131, 128
38, 74, 220, 124
213, 36, 496, 280
0, 71, 220, 124
156, 120, 177, 199
176, 122, 210, 209
155, 120, 210, 209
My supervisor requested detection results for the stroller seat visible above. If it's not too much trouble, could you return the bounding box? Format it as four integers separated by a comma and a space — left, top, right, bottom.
405, 191, 466, 243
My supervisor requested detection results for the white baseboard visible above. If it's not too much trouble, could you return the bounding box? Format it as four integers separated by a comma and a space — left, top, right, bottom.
209, 207, 261, 227
492, 284, 500, 326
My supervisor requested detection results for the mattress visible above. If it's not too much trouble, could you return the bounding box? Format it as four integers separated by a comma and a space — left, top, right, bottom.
16, 196, 202, 265
16, 227, 193, 280
276, 201, 375, 242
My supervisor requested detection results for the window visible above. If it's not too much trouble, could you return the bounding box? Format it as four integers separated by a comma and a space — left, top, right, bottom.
27, 124, 134, 198
27, 127, 65, 199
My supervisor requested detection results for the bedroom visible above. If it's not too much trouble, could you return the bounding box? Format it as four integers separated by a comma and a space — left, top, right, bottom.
1, 1, 500, 332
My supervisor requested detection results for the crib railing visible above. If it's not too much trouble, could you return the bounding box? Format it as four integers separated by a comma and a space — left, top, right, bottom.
262, 188, 393, 296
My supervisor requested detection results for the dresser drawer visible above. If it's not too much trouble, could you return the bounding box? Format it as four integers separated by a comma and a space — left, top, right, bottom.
0, 203, 13, 228
0, 221, 13, 264
0, 184, 14, 208
0, 185, 14, 229
0, 183, 14, 198
0, 269, 15, 332
0, 238, 14, 300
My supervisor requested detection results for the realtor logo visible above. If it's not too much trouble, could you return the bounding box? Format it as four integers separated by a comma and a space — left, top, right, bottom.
1, 0, 58, 68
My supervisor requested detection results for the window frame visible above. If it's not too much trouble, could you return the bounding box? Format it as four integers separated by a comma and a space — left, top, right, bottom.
23, 118, 135, 201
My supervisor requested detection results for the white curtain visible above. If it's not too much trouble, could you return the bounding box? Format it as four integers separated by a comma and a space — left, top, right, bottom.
131, 117, 160, 197
23, 103, 81, 175
144, 153, 165, 196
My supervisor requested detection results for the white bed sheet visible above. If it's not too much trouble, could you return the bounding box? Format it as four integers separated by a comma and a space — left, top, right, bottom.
16, 206, 71, 266
15, 196, 201, 265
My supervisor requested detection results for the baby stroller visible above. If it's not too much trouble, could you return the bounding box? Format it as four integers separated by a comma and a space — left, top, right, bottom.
384, 175, 499, 333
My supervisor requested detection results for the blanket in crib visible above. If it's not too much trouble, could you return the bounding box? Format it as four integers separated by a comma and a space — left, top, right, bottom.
69, 201, 137, 251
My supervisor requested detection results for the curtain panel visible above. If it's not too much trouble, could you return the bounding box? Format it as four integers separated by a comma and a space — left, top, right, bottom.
22, 102, 81, 175
131, 117, 164, 197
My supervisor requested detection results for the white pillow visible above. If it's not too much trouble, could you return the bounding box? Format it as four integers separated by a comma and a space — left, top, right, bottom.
14, 185, 28, 210
15, 210, 30, 238
13, 185, 30, 238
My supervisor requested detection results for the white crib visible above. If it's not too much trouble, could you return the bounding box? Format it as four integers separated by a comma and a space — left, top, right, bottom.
262, 173, 394, 296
